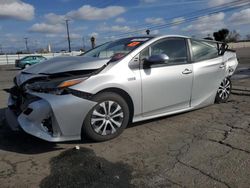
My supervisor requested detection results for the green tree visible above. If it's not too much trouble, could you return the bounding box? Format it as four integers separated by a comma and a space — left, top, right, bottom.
213, 28, 229, 42
227, 30, 241, 42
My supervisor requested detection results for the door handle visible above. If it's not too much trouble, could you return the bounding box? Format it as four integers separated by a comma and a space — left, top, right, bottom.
182, 69, 192, 74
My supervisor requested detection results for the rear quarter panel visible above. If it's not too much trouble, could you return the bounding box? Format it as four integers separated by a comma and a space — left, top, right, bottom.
223, 51, 238, 76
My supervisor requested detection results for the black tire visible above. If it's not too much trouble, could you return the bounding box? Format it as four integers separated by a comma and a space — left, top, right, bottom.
215, 77, 232, 103
82, 92, 130, 142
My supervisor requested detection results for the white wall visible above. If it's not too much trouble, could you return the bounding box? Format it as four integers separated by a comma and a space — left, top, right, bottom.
228, 42, 250, 49
0, 51, 82, 65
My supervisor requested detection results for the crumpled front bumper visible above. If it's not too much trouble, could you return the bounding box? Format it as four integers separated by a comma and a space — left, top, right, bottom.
6, 92, 96, 142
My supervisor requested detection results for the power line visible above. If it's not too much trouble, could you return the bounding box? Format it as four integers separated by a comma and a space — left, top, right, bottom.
65, 19, 71, 52
148, 0, 250, 30
111, 0, 249, 37
102, 0, 250, 38
98, 1, 233, 36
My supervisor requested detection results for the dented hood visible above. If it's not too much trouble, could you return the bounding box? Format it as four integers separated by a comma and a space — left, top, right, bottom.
15, 56, 110, 86
23, 56, 110, 74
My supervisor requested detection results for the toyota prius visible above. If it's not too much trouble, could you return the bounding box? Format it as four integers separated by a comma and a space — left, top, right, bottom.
5, 35, 238, 142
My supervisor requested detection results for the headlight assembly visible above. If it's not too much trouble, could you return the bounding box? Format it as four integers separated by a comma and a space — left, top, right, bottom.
57, 78, 87, 88
27, 77, 87, 95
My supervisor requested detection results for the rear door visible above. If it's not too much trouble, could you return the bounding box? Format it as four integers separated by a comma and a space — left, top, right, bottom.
189, 39, 226, 107
140, 38, 193, 117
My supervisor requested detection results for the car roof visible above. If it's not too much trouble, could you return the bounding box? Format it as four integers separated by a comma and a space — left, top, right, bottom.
130, 35, 190, 39
134, 35, 224, 44
117, 35, 225, 44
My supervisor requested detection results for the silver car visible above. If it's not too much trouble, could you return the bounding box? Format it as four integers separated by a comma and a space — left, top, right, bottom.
5, 35, 238, 142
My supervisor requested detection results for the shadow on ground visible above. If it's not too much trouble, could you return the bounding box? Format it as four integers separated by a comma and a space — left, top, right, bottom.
0, 108, 63, 154
40, 148, 134, 188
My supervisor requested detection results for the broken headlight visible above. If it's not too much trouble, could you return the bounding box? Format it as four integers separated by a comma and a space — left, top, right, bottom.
26, 77, 87, 95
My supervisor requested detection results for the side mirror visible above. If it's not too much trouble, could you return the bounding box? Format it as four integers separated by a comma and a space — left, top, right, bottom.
145, 54, 169, 66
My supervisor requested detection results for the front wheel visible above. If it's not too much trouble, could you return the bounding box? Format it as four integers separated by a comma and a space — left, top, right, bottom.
215, 77, 232, 103
82, 92, 130, 142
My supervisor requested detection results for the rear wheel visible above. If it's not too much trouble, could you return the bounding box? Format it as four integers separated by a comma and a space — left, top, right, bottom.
83, 92, 130, 142
215, 77, 232, 103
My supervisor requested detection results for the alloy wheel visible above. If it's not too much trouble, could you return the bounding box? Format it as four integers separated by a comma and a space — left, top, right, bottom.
218, 78, 231, 100
91, 101, 124, 136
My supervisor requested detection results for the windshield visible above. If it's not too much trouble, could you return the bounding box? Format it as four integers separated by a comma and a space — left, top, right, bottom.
81, 37, 152, 59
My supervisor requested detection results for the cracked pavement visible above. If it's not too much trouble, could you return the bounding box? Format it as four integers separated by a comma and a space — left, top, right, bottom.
0, 64, 249, 187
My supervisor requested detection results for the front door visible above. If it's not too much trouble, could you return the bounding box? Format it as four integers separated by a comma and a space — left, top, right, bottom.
140, 38, 193, 117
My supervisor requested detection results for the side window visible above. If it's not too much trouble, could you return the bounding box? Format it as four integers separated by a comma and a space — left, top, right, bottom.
24, 57, 32, 61
191, 40, 219, 62
140, 47, 149, 60
150, 38, 188, 64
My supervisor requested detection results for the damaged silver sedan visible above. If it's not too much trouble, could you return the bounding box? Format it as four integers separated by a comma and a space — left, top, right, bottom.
5, 35, 238, 142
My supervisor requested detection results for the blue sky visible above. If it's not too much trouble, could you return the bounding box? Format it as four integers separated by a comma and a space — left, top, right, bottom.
0, 0, 250, 52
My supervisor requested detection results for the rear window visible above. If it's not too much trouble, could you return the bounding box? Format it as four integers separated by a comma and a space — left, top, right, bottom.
191, 40, 219, 62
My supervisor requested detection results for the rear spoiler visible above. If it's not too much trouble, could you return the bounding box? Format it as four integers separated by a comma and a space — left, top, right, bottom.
217, 43, 229, 55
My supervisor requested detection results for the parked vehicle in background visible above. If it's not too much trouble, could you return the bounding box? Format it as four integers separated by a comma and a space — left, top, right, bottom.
15, 55, 47, 69
6, 35, 238, 142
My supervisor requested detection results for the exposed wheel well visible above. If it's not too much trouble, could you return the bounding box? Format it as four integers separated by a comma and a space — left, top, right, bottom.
95, 88, 134, 123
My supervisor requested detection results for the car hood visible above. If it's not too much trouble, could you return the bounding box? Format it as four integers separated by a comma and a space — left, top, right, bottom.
23, 56, 110, 74
16, 56, 110, 86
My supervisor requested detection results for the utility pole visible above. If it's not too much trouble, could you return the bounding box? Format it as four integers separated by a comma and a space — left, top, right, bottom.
24, 37, 29, 53
90, 36, 95, 49
82, 37, 85, 51
65, 19, 71, 52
